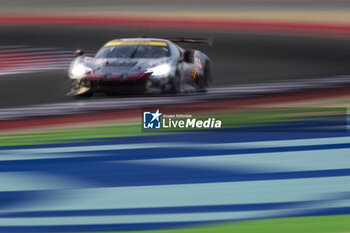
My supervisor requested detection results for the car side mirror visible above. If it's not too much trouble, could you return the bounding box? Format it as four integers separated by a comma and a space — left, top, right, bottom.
184, 50, 194, 63
74, 49, 85, 56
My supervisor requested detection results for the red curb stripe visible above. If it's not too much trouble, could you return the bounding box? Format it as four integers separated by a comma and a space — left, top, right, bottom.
0, 110, 140, 131
2, 15, 350, 36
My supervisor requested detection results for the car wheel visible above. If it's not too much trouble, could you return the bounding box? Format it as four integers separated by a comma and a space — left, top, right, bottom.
169, 73, 180, 94
198, 61, 211, 92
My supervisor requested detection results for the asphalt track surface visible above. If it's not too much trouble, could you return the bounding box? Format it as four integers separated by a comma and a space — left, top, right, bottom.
1, 26, 350, 108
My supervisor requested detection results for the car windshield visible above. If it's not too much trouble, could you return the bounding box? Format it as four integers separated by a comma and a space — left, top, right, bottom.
95, 44, 170, 59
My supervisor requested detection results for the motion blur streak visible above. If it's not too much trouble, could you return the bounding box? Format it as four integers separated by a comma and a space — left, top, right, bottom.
1, 130, 350, 232
0, 46, 74, 75
4, 14, 350, 36
0, 91, 349, 232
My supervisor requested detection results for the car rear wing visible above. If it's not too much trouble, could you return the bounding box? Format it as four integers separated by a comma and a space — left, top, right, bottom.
169, 38, 213, 46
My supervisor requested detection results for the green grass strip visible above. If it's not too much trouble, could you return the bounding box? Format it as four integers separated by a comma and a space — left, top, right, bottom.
0, 125, 142, 146
83, 215, 350, 233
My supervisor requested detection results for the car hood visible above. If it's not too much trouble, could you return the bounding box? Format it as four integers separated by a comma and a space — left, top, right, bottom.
83, 57, 170, 76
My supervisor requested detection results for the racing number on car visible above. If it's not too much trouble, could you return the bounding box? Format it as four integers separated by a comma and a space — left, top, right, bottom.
191, 56, 203, 78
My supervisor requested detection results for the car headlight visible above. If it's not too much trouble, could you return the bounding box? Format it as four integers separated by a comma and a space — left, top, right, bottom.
147, 64, 171, 77
70, 64, 92, 78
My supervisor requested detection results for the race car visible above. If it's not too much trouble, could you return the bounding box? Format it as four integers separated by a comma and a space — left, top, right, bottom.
68, 38, 212, 96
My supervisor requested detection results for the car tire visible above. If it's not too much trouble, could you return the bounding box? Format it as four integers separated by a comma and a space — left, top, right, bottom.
198, 61, 212, 92
169, 72, 180, 94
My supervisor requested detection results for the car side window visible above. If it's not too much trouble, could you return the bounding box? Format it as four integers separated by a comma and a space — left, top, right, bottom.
168, 43, 180, 58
